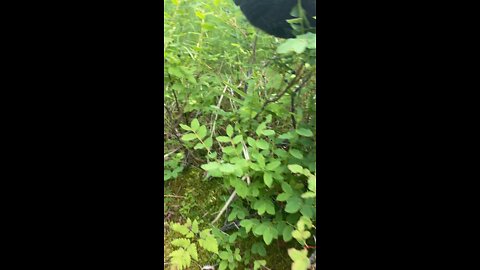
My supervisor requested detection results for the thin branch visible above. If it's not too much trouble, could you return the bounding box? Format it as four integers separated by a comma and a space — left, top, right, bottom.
254, 64, 305, 121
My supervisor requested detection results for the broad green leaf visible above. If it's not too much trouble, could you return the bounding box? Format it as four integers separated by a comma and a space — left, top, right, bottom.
253, 260, 266, 270
266, 160, 281, 171
285, 196, 303, 213
219, 251, 230, 260
261, 130, 275, 136
256, 139, 269, 150
204, 137, 213, 149
277, 38, 308, 54
219, 261, 228, 270
289, 149, 304, 159
251, 242, 267, 256
181, 133, 197, 142
226, 125, 234, 137
263, 172, 273, 188
296, 128, 314, 137
194, 142, 205, 150
201, 162, 220, 172
300, 204, 315, 218
232, 135, 243, 145
197, 125, 207, 139
263, 229, 273, 245
217, 136, 231, 143
191, 119, 200, 132
180, 124, 191, 131
283, 226, 294, 242
288, 164, 304, 174
277, 192, 291, 201
240, 219, 255, 233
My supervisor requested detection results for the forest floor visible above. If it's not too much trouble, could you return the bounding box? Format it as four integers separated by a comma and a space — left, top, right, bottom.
164, 169, 293, 269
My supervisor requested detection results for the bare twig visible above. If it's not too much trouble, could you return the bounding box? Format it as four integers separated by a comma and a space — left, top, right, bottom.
164, 194, 185, 199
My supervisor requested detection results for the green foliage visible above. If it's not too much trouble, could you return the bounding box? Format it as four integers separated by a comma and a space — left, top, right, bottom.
168, 218, 218, 270
164, 0, 317, 269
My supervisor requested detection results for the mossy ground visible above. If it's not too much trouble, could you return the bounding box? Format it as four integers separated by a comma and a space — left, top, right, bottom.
164, 169, 297, 269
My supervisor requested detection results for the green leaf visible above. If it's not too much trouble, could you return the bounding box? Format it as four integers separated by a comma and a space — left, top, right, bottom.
229, 233, 238, 243
171, 223, 189, 235
300, 204, 315, 218
251, 242, 267, 256
217, 136, 231, 143
281, 182, 293, 194
232, 135, 243, 145
277, 192, 291, 202
219, 261, 228, 270
254, 199, 275, 216
247, 137, 256, 147
191, 219, 199, 234
201, 162, 220, 172
288, 248, 310, 270
223, 146, 237, 155
301, 191, 316, 198
253, 260, 267, 270
169, 248, 191, 270
181, 133, 197, 142
239, 220, 251, 233
198, 235, 218, 254
285, 196, 303, 213
219, 163, 236, 174
261, 129, 275, 136
266, 160, 281, 171
253, 222, 267, 236
233, 179, 249, 198
171, 238, 190, 248
219, 251, 230, 260
191, 119, 200, 132
277, 38, 308, 54
283, 226, 294, 242
194, 142, 205, 150
226, 125, 234, 137
180, 124, 191, 131
288, 164, 304, 174
296, 128, 314, 137
289, 149, 304, 159
187, 244, 198, 261
204, 137, 213, 149
197, 125, 207, 139
256, 139, 270, 150
263, 229, 273, 245
263, 172, 273, 188
255, 122, 266, 136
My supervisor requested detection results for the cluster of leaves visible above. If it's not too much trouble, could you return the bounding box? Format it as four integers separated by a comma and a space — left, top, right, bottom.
164, 0, 317, 269
168, 218, 219, 270
181, 113, 316, 269
164, 152, 184, 181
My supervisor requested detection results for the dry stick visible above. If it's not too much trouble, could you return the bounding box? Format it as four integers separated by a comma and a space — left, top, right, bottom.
164, 194, 185, 199
164, 147, 181, 160
210, 84, 229, 136
211, 142, 252, 224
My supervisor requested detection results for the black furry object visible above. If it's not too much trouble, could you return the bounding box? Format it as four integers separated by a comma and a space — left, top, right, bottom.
234, 0, 316, 38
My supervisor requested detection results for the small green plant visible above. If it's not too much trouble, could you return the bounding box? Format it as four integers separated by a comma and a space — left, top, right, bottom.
168, 218, 219, 270
164, 152, 184, 181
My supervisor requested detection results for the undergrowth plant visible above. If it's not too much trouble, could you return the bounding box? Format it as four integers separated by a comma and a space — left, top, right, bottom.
168, 218, 219, 270
164, 0, 316, 269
